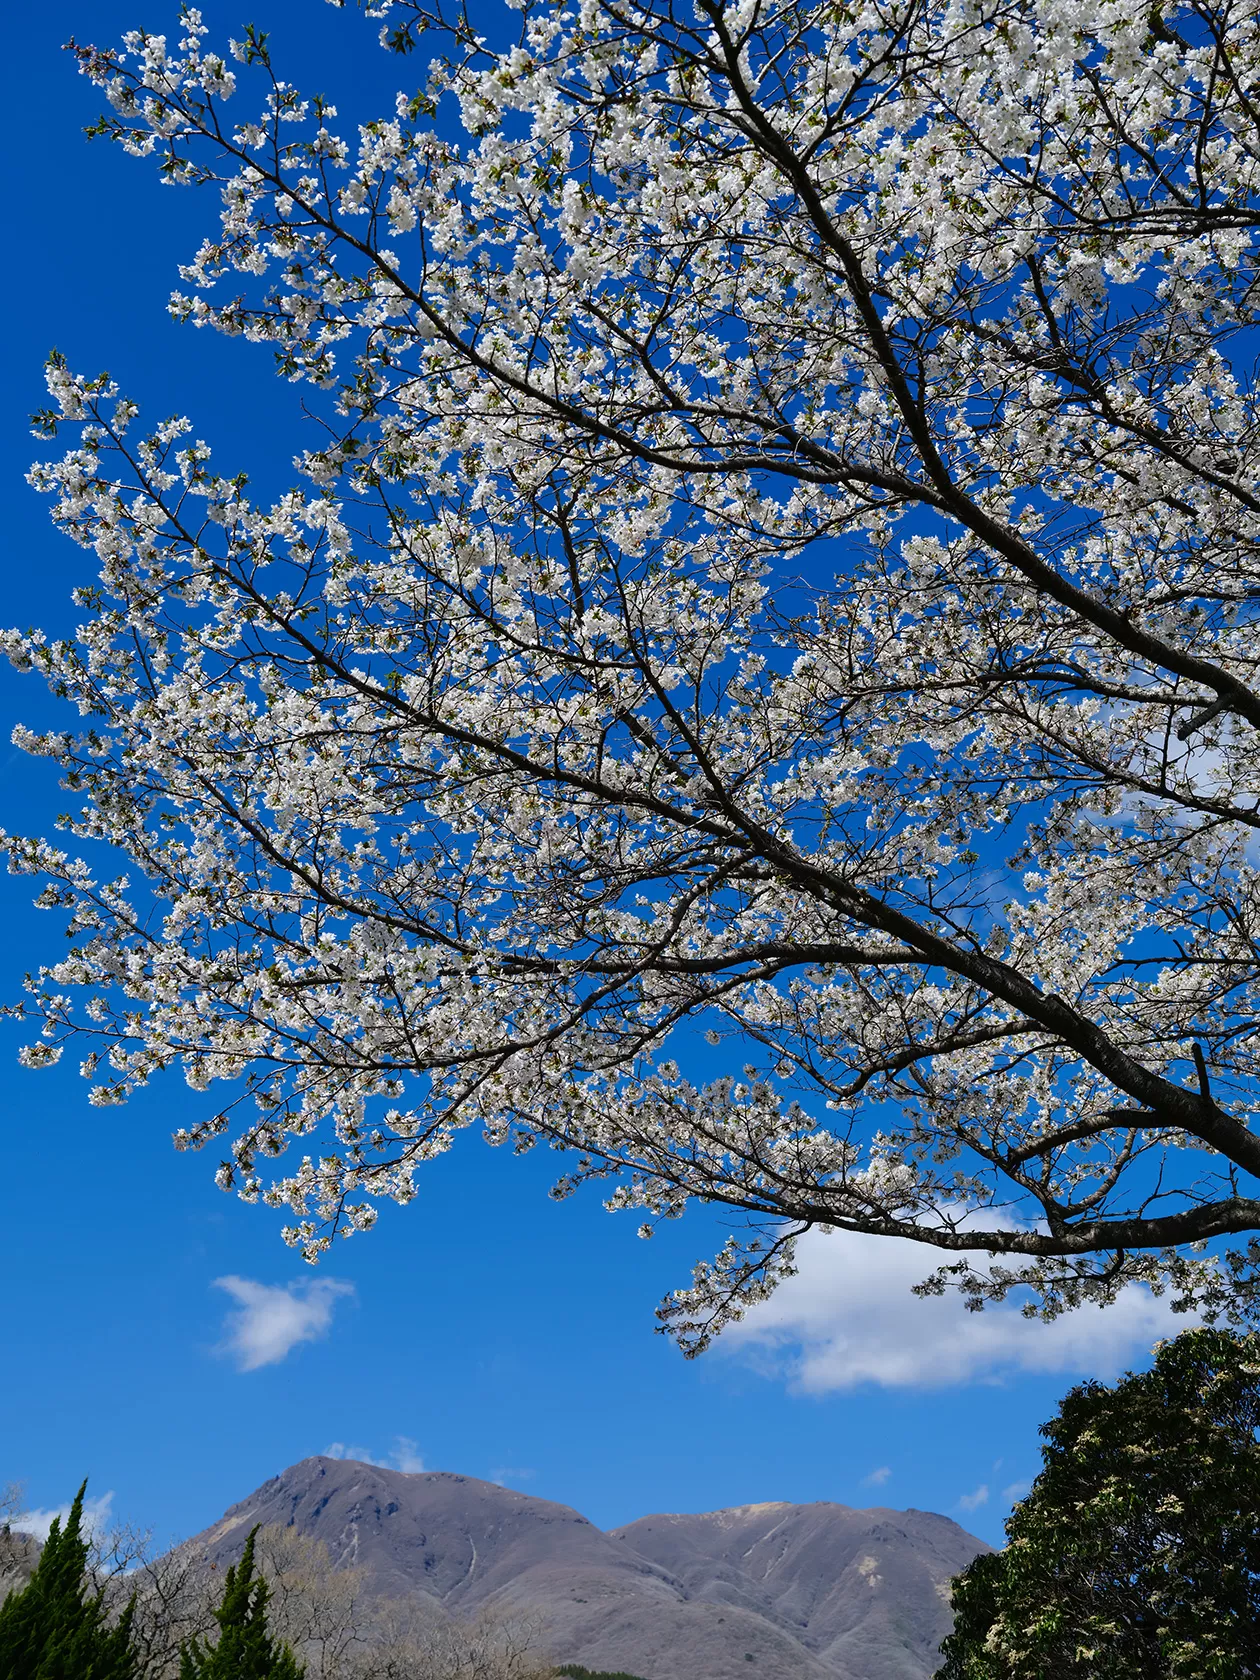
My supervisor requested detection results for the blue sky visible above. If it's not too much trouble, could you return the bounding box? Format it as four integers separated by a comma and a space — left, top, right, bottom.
1, 0, 1183, 1558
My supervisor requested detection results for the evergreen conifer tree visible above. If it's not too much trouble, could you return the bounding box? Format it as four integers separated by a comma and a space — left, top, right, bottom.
179, 1528, 303, 1680
0, 1481, 135, 1680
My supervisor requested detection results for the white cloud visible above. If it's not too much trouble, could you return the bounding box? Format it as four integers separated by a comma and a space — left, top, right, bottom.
958, 1484, 989, 1512
392, 1437, 426, 1473
214, 1275, 355, 1371
1001, 1479, 1031, 1502
861, 1466, 892, 1488
16, 1490, 114, 1543
324, 1437, 425, 1473
325, 1442, 380, 1466
721, 1223, 1190, 1392
489, 1466, 536, 1485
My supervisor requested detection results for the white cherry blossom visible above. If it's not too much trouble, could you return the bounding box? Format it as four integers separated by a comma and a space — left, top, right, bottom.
8, 0, 1260, 1349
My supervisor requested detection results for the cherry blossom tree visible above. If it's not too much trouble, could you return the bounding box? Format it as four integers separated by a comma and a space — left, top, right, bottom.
8, 0, 1260, 1347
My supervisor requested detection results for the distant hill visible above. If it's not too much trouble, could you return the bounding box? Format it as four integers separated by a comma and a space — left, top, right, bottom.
0, 1526, 40, 1602
613, 1504, 983, 1680
184, 1458, 988, 1680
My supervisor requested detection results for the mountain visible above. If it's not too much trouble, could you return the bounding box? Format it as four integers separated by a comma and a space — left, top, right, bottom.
612, 1505, 982, 1680
184, 1458, 987, 1680
0, 1526, 40, 1602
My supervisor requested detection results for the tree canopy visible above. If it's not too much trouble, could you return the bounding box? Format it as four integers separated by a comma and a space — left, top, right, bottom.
179, 1529, 303, 1680
0, 1482, 136, 1680
9, 0, 1260, 1342
935, 1328, 1260, 1679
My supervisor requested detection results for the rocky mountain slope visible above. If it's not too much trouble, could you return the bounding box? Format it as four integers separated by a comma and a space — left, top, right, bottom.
613, 1504, 981, 1680
185, 1458, 987, 1680
0, 1525, 40, 1603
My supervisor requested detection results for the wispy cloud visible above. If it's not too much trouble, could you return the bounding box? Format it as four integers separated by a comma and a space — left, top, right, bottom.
392, 1437, 426, 1473
1001, 1479, 1031, 1503
861, 1466, 892, 1488
958, 1484, 989, 1512
16, 1490, 114, 1543
213, 1276, 355, 1371
489, 1466, 536, 1485
722, 1220, 1189, 1392
324, 1437, 425, 1473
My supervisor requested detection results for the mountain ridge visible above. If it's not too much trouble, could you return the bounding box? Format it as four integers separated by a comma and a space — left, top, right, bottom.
183, 1458, 987, 1680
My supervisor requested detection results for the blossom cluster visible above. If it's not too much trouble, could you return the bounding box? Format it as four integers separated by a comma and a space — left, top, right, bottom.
9, 0, 1260, 1342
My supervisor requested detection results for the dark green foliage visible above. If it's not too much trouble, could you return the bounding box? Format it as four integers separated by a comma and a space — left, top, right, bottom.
0, 1481, 136, 1680
178, 1527, 303, 1680
554, 1667, 646, 1680
936, 1328, 1260, 1680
